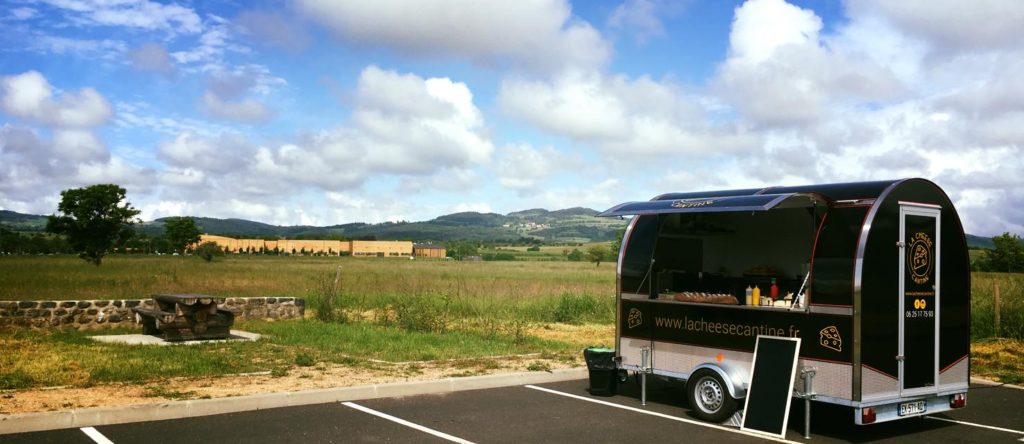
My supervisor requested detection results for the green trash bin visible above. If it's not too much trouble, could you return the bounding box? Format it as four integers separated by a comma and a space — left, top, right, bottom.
583, 347, 617, 396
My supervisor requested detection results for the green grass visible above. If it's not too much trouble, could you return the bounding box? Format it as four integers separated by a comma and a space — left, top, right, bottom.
0, 255, 615, 301
971, 272, 1024, 340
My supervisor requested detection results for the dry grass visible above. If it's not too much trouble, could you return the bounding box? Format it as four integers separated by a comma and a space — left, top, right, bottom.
971, 338, 1024, 384
0, 255, 614, 301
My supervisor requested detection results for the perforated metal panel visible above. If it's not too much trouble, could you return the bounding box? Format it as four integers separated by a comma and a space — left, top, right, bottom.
797, 358, 852, 400
619, 338, 650, 368
939, 356, 969, 388
861, 366, 899, 401
646, 341, 852, 400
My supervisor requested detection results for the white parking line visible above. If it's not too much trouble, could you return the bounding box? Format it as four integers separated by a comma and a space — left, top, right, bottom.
524, 385, 801, 443
342, 401, 476, 444
924, 416, 1024, 436
80, 427, 114, 444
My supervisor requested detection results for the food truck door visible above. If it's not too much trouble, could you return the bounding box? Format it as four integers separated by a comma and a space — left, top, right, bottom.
898, 203, 941, 396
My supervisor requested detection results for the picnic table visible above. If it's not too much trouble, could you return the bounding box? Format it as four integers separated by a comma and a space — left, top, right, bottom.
132, 293, 235, 341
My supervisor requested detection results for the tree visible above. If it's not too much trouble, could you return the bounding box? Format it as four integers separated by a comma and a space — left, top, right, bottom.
610, 228, 625, 260
980, 232, 1024, 272
586, 244, 608, 267
164, 216, 202, 255
567, 248, 583, 262
446, 240, 479, 260
195, 241, 223, 262
46, 184, 140, 266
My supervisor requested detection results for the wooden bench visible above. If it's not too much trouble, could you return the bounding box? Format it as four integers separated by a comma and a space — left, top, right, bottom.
133, 294, 235, 341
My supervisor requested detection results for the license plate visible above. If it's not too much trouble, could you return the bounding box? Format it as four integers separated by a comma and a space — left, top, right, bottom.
899, 400, 927, 416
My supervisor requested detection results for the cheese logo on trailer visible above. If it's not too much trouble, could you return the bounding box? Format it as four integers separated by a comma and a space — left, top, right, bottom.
908, 232, 933, 285
819, 325, 842, 352
627, 308, 643, 329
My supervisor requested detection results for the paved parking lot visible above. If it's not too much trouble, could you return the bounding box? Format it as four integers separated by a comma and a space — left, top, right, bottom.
7, 378, 1024, 443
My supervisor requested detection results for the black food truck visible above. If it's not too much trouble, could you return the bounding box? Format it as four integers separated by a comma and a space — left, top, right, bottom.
599, 178, 969, 425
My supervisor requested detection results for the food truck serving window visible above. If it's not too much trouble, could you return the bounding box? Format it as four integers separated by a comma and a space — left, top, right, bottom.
608, 193, 828, 310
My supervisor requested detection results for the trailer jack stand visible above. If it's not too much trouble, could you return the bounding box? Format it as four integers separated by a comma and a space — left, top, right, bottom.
641, 347, 651, 406
798, 367, 817, 439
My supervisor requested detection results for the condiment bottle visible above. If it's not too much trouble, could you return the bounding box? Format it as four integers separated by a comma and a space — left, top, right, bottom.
752, 285, 761, 306
745, 286, 753, 305
770, 278, 779, 300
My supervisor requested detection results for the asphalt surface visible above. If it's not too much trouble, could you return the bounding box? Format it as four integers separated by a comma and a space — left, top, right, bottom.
6, 378, 1023, 443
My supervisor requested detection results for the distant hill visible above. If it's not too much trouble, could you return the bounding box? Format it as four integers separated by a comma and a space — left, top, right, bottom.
1, 208, 1007, 246
2, 208, 626, 243
965, 234, 995, 250
0, 210, 47, 231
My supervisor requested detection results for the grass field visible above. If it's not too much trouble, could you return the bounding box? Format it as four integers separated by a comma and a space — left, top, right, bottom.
0, 255, 615, 301
1, 256, 1022, 388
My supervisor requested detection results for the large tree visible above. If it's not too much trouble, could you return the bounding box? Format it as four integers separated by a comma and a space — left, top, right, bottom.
981, 232, 1024, 273
164, 216, 202, 255
46, 184, 140, 266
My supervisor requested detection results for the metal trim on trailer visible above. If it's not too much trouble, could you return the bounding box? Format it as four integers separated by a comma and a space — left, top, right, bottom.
898, 204, 942, 398
615, 217, 641, 359
851, 179, 907, 402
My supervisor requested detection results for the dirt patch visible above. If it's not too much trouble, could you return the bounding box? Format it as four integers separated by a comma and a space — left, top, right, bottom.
0, 354, 583, 415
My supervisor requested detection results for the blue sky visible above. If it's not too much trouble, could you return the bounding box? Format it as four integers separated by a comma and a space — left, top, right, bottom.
1, 0, 1022, 236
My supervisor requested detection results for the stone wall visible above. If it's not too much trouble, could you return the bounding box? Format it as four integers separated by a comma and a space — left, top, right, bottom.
0, 297, 305, 330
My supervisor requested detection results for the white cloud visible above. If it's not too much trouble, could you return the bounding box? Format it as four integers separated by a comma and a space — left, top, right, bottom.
850, 0, 1024, 53
608, 0, 687, 44
52, 129, 109, 163
234, 10, 310, 52
40, 0, 202, 34
170, 17, 251, 72
714, 0, 903, 127
295, 0, 610, 72
129, 43, 175, 76
0, 124, 153, 213
26, 35, 127, 60
518, 179, 625, 212
197, 66, 283, 123
351, 66, 493, 173
9, 7, 38, 20
500, 70, 760, 157
727, 0, 821, 65
201, 92, 273, 123
158, 131, 252, 173
495, 144, 565, 191
0, 71, 113, 128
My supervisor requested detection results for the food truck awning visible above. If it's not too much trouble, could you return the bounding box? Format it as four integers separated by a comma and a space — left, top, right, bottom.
597, 192, 830, 217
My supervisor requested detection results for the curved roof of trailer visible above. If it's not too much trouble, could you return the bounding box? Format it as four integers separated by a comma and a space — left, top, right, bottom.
652, 180, 901, 203
600, 180, 905, 218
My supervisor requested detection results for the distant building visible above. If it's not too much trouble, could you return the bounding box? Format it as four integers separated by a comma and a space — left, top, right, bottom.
196, 235, 412, 257
413, 244, 447, 258
351, 240, 412, 257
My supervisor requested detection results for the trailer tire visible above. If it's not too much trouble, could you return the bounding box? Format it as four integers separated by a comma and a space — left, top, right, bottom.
617, 370, 629, 383
686, 369, 737, 423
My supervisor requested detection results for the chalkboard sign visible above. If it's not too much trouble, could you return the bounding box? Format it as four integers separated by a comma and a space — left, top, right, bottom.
740, 336, 801, 437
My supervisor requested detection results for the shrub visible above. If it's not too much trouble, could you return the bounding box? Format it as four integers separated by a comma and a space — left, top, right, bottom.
308, 273, 348, 323
295, 353, 315, 367
195, 241, 223, 262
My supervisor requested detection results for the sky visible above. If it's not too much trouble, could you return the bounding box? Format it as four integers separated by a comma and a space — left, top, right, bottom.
0, 0, 1022, 237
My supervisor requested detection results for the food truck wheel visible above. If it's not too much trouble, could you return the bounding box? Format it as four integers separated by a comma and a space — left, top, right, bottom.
617, 370, 629, 383
686, 370, 737, 423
